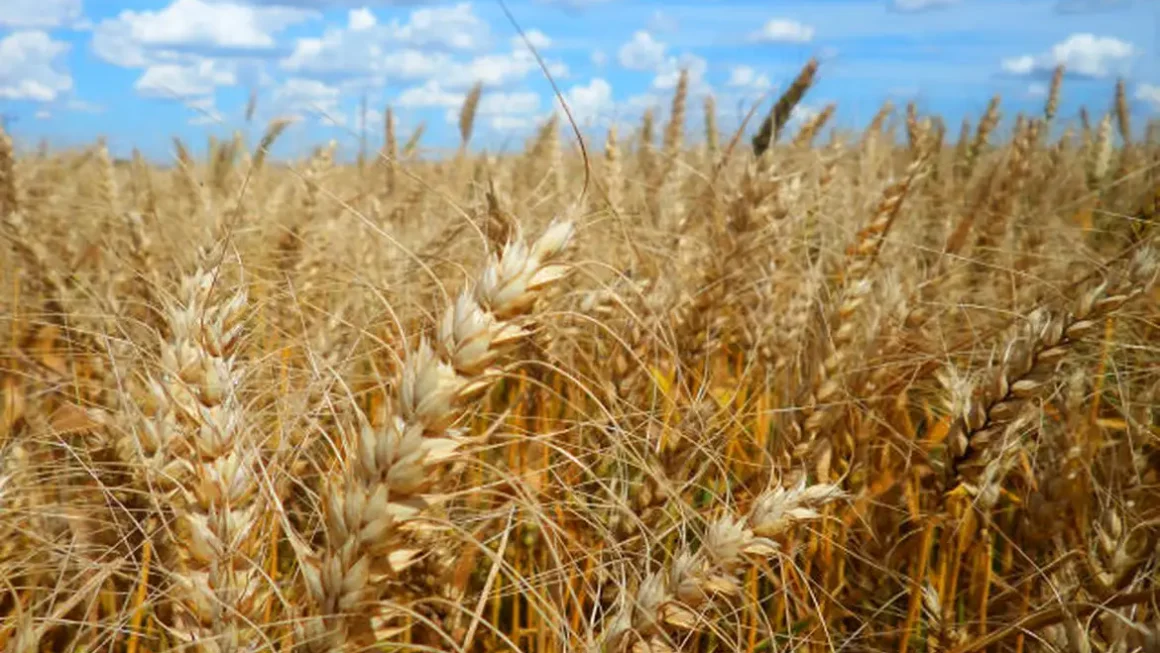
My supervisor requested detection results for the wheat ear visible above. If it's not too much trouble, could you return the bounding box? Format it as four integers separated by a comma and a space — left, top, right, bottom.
298, 219, 575, 651
944, 247, 1158, 487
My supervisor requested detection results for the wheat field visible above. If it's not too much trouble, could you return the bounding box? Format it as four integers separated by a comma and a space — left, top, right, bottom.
1, 60, 1159, 653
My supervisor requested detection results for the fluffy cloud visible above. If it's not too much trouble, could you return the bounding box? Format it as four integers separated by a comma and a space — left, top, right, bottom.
283, 10, 563, 95
654, 53, 707, 91
397, 80, 461, 109
489, 115, 538, 132
396, 79, 542, 132
186, 96, 224, 125
749, 19, 814, 44
717, 65, 774, 121
347, 7, 376, 31
276, 78, 339, 107
1136, 83, 1160, 112
389, 4, 487, 50
1001, 33, 1135, 78
0, 30, 73, 102
1000, 57, 1035, 75
559, 77, 613, 126
0, 0, 85, 29
591, 50, 608, 67
617, 58, 711, 130
481, 92, 541, 117
94, 0, 316, 67
511, 29, 551, 51
789, 104, 819, 126
281, 4, 496, 83
618, 31, 666, 71
443, 49, 566, 88
89, 0, 311, 115
286, 43, 449, 85
135, 60, 237, 99
274, 77, 344, 125
92, 0, 320, 111
891, 0, 959, 11
615, 32, 710, 116
398, 80, 539, 114
66, 99, 103, 113
727, 65, 772, 92
647, 10, 678, 34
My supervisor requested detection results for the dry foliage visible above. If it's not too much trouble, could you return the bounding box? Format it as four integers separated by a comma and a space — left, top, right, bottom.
2, 62, 1160, 653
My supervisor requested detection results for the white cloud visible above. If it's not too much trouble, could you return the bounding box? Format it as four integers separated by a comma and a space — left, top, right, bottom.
481, 92, 541, 116
398, 79, 539, 115
35, 109, 51, 120
276, 77, 339, 106
0, 31, 73, 102
612, 56, 711, 136
274, 77, 344, 124
715, 66, 777, 123
749, 19, 814, 44
615, 33, 710, 118
379, 50, 454, 79
559, 77, 613, 126
283, 34, 450, 80
1001, 56, 1035, 76
389, 3, 487, 50
892, 0, 959, 11
90, 0, 298, 110
283, 14, 564, 97
94, 0, 315, 64
0, 0, 85, 29
66, 99, 103, 113
186, 96, 224, 125
361, 106, 383, 131
278, 2, 570, 106
1001, 33, 1135, 78
1136, 83, 1160, 112
489, 115, 537, 132
647, 10, 678, 33
511, 29, 551, 51
135, 59, 237, 99
91, 26, 152, 68
591, 49, 608, 67
398, 80, 461, 109
622, 92, 665, 119
384, 50, 458, 79
727, 65, 772, 91
653, 53, 707, 91
91, 0, 317, 89
1026, 82, 1048, 97
347, 7, 375, 31
618, 31, 666, 71
281, 3, 496, 84
789, 104, 819, 126
442, 49, 566, 88
396, 79, 542, 133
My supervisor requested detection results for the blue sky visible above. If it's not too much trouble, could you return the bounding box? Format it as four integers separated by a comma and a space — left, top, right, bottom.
0, 0, 1156, 161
